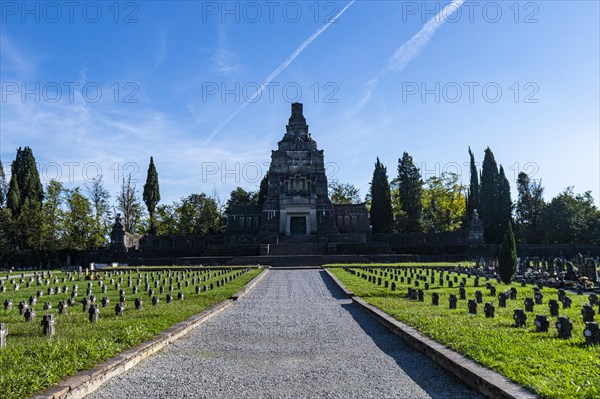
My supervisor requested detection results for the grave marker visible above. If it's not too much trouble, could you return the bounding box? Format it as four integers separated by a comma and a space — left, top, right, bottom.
555, 316, 573, 339
41, 314, 55, 336
514, 309, 526, 327
534, 315, 549, 332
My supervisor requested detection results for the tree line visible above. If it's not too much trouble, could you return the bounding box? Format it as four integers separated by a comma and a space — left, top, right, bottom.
1, 146, 598, 262
366, 147, 600, 245
0, 148, 268, 260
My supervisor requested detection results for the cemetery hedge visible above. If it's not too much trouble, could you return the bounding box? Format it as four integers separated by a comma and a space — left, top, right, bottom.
329, 266, 600, 399
0, 267, 263, 399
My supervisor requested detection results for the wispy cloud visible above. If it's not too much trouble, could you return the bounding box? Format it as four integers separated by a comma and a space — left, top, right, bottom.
203, 0, 356, 144
0, 33, 37, 79
354, 0, 465, 112
211, 24, 241, 75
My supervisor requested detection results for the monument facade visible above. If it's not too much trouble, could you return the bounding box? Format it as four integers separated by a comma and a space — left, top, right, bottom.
226, 103, 370, 243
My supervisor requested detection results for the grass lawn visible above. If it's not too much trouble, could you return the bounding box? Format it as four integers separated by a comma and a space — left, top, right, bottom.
0, 267, 262, 399
324, 261, 476, 267
329, 266, 600, 399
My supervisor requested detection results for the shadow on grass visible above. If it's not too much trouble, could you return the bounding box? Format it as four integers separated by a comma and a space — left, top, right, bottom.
318, 271, 484, 399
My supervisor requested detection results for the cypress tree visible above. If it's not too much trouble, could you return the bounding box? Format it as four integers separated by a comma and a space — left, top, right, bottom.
143, 157, 161, 235
465, 147, 480, 225
6, 176, 20, 213
397, 152, 423, 232
0, 160, 6, 207
5, 147, 43, 251
7, 147, 43, 213
479, 147, 499, 243
498, 223, 517, 283
497, 166, 513, 241
369, 158, 394, 234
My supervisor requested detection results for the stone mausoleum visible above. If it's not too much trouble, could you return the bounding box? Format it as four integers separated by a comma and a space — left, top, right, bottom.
226, 103, 373, 255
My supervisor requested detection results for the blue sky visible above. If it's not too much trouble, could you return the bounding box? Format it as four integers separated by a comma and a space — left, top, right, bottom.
1, 0, 599, 208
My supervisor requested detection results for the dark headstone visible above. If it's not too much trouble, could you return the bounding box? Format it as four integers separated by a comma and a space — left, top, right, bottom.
4, 299, 13, 311
484, 302, 495, 318
524, 298, 535, 312
135, 298, 143, 310
89, 305, 99, 323
417, 290, 424, 302
548, 300, 560, 317
152, 296, 160, 306
584, 322, 600, 345
475, 291, 483, 304
166, 294, 173, 303
468, 300, 477, 314
24, 307, 36, 322
58, 301, 68, 315
513, 309, 526, 327
562, 296, 572, 309
534, 315, 549, 332
556, 316, 573, 339
449, 294, 457, 309
432, 292, 439, 306
498, 292, 507, 308
459, 287, 466, 300
510, 287, 517, 300
115, 302, 124, 316
41, 314, 55, 336
582, 303, 595, 322
101, 297, 110, 307
43, 302, 52, 310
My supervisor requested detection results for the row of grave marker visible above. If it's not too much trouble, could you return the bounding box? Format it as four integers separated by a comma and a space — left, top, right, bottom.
344, 267, 600, 345
0, 268, 252, 348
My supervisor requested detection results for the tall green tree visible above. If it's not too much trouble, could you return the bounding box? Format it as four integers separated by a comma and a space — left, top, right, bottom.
225, 187, 256, 216
369, 158, 394, 234
84, 176, 112, 248
329, 181, 361, 204
421, 172, 466, 233
479, 147, 501, 243
496, 166, 513, 241
143, 157, 161, 235
7, 147, 43, 213
0, 160, 7, 208
498, 223, 517, 284
42, 180, 65, 251
6, 176, 20, 212
63, 188, 95, 250
116, 174, 145, 233
397, 152, 423, 232
540, 187, 599, 244
515, 172, 545, 243
6, 147, 44, 250
154, 204, 179, 235
465, 147, 480, 226
178, 193, 223, 235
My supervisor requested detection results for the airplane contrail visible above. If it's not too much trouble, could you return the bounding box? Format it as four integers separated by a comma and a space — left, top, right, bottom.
203, 0, 356, 144
355, 0, 465, 112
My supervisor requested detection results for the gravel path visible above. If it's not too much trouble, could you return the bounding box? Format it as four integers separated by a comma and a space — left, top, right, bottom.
87, 270, 483, 399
